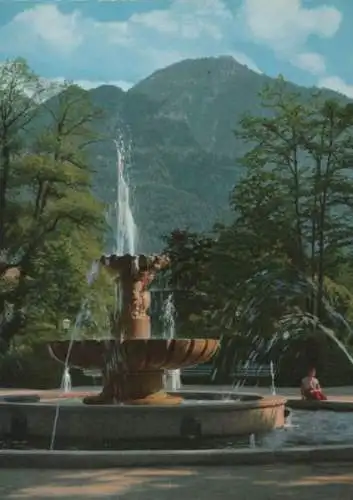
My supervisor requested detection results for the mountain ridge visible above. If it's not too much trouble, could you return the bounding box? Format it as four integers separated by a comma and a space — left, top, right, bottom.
79, 56, 350, 251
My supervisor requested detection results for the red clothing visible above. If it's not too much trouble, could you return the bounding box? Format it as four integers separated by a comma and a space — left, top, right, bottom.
301, 375, 327, 401
302, 388, 327, 401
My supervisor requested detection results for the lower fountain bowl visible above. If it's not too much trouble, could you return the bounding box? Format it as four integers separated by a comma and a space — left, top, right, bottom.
48, 338, 219, 371
0, 390, 286, 446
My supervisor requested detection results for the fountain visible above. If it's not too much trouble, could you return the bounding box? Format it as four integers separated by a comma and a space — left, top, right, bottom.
49, 253, 218, 406
270, 360, 276, 395
0, 250, 286, 447
61, 367, 72, 393
162, 293, 181, 392
0, 139, 286, 450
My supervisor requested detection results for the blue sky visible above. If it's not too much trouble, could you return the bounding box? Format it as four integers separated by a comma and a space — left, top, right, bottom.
0, 0, 352, 97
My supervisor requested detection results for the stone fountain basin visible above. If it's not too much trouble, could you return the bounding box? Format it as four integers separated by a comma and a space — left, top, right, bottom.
0, 391, 286, 444
48, 338, 219, 371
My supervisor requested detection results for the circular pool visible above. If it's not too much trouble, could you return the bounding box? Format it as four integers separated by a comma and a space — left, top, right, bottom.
0, 390, 285, 449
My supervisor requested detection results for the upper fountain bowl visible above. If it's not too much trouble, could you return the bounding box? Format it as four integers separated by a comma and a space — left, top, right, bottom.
48, 338, 219, 371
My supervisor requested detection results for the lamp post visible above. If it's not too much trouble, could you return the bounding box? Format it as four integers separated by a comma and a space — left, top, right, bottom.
62, 318, 71, 336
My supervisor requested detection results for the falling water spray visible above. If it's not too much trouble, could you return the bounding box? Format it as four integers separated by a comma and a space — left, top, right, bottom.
162, 293, 181, 391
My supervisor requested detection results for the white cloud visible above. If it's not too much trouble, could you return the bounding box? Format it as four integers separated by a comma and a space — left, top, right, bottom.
0, 1, 261, 84
291, 52, 326, 75
239, 0, 341, 51
130, 0, 232, 40
231, 51, 262, 74
78, 79, 133, 91
49, 77, 133, 91
7, 5, 83, 54
318, 76, 353, 99
238, 0, 341, 74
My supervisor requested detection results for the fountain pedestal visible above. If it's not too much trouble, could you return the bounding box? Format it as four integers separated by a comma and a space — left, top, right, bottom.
49, 254, 219, 405
97, 370, 181, 405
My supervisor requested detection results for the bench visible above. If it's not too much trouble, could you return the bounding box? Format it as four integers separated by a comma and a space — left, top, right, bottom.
181, 364, 214, 383
232, 364, 275, 387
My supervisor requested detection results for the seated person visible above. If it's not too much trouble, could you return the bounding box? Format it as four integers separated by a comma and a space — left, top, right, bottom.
301, 367, 327, 401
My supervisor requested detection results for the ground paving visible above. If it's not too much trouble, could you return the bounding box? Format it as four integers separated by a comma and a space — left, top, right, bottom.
0, 464, 352, 499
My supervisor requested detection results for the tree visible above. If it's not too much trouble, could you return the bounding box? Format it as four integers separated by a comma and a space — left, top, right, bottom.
179, 79, 353, 380
163, 229, 215, 337
162, 79, 353, 382
0, 58, 48, 250
0, 59, 106, 351
234, 77, 353, 322
24, 229, 114, 344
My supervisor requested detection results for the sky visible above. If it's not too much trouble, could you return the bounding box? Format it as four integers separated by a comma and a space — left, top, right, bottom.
0, 0, 352, 97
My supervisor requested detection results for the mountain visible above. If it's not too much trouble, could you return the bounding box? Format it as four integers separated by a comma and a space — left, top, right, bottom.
83, 57, 349, 251
130, 56, 271, 156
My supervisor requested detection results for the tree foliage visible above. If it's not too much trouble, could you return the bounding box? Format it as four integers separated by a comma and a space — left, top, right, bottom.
233, 78, 353, 319
163, 229, 215, 337
164, 78, 353, 382
0, 59, 109, 352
